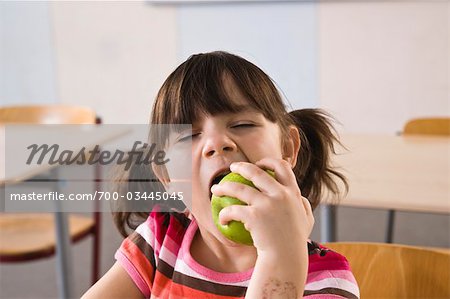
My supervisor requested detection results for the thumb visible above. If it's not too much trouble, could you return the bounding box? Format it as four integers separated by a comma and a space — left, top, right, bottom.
218, 205, 248, 226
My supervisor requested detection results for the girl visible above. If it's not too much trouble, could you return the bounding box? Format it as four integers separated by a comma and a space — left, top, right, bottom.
82, 51, 359, 298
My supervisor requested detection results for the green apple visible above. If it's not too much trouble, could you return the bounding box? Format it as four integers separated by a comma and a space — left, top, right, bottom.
211, 170, 275, 246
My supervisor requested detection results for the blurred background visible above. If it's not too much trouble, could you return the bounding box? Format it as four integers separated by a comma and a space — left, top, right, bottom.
0, 0, 449, 298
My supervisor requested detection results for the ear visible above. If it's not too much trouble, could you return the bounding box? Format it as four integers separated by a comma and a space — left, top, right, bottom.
282, 125, 301, 168
151, 163, 171, 189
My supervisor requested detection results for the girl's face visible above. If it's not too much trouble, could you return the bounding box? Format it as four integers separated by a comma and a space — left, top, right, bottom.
164, 76, 292, 245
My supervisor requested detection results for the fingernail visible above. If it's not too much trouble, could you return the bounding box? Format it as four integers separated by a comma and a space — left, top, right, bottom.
211, 184, 217, 191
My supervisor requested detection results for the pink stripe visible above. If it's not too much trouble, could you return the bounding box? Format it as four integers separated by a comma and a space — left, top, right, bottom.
308, 251, 350, 273
115, 250, 150, 298
149, 207, 186, 246
305, 295, 349, 299
149, 209, 187, 258
146, 214, 155, 237
181, 220, 253, 283
307, 270, 357, 285
154, 215, 168, 246
166, 216, 187, 244
163, 233, 182, 256
309, 259, 349, 273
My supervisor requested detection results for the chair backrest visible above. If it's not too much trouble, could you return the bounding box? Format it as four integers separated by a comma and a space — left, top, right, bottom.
325, 242, 450, 298
403, 117, 450, 136
0, 105, 97, 124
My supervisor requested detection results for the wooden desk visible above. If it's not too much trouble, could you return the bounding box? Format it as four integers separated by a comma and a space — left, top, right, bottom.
321, 134, 450, 242
0, 125, 131, 298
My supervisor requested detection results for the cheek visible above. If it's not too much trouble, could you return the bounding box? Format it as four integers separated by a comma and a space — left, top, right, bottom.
249, 140, 284, 161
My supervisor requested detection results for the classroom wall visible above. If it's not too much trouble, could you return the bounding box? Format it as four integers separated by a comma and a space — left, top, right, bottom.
0, 2, 58, 106
177, 2, 318, 109
318, 1, 449, 134
51, 2, 178, 124
2, 1, 447, 133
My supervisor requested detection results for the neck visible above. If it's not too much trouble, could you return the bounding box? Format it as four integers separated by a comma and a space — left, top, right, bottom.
191, 224, 257, 273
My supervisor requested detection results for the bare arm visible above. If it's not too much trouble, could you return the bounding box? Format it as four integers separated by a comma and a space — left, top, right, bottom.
213, 160, 314, 299
81, 262, 145, 299
245, 248, 308, 299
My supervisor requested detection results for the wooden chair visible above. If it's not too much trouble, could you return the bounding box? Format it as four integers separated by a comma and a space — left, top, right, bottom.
386, 117, 450, 243
404, 117, 450, 136
325, 242, 450, 298
0, 104, 101, 285
0, 105, 97, 124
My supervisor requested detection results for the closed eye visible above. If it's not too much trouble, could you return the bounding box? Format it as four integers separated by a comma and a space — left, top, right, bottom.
231, 123, 255, 128
177, 133, 200, 142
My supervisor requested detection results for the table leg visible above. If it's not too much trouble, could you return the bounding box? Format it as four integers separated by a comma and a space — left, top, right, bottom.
320, 205, 337, 243
54, 212, 74, 298
52, 168, 74, 299
386, 210, 396, 243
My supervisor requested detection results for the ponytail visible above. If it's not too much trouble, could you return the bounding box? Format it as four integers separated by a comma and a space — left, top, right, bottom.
288, 109, 348, 210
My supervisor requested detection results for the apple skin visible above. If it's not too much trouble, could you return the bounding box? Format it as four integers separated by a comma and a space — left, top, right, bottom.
211, 171, 274, 246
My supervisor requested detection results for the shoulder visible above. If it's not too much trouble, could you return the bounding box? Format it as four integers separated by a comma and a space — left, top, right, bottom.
114, 207, 192, 297
305, 241, 360, 299
115, 206, 191, 270
134, 206, 192, 253
307, 241, 352, 272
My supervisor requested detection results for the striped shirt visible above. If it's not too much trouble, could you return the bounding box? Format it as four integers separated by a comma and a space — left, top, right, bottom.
115, 209, 360, 298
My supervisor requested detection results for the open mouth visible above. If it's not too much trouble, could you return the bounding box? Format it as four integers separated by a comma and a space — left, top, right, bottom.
209, 171, 231, 200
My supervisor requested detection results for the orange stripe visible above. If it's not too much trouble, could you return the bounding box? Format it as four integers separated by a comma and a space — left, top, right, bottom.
151, 272, 172, 298
170, 281, 244, 299
121, 239, 154, 288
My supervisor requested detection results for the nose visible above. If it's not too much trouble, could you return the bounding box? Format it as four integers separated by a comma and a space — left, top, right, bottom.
202, 133, 237, 158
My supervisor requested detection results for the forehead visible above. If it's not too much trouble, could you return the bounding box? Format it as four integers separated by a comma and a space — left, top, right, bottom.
192, 74, 262, 121
222, 73, 245, 103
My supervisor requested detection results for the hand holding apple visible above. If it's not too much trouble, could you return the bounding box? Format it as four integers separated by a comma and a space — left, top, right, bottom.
211, 170, 275, 246
210, 160, 314, 256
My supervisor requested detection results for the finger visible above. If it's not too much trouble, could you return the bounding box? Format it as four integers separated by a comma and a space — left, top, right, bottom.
301, 196, 313, 216
218, 204, 250, 226
255, 157, 297, 187
211, 181, 263, 205
229, 162, 278, 194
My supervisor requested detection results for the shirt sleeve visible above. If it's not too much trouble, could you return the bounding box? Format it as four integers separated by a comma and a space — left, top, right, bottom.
304, 244, 360, 299
114, 214, 158, 298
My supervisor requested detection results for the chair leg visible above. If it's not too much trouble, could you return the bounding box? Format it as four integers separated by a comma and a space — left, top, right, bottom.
92, 116, 103, 285
92, 160, 102, 285
386, 210, 395, 243
92, 212, 101, 285
320, 205, 337, 243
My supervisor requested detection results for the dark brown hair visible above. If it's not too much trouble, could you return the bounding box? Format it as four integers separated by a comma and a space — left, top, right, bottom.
110, 147, 165, 237
112, 51, 347, 237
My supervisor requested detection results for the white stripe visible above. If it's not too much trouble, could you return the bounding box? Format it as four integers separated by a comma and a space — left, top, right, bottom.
135, 221, 160, 250
306, 277, 360, 297
159, 246, 177, 268
174, 259, 249, 287
135, 221, 160, 266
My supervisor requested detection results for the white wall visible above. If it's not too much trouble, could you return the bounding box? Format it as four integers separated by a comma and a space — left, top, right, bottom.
178, 2, 318, 109
2, 1, 448, 131
0, 2, 58, 105
51, 2, 178, 124
318, 1, 449, 133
